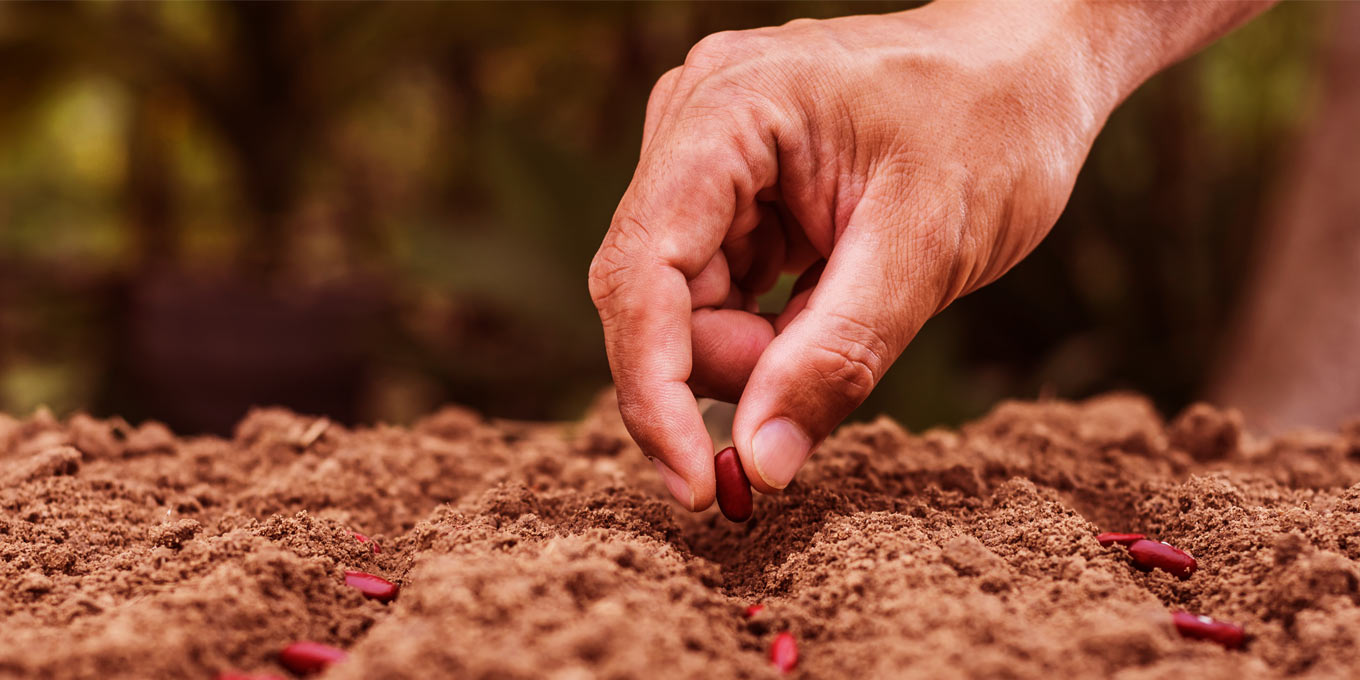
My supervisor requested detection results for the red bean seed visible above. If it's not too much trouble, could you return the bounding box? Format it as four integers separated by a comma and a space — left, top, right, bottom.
1096, 532, 1146, 547
344, 570, 399, 602
279, 641, 348, 675
714, 447, 753, 523
1127, 539, 1197, 579
744, 604, 766, 618
769, 631, 798, 673
1172, 611, 1245, 650
352, 532, 381, 553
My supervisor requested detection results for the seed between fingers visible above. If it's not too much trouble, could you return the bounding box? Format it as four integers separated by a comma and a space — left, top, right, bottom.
714, 447, 753, 522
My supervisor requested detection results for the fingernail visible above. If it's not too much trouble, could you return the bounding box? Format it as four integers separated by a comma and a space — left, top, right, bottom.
649, 457, 695, 510
751, 418, 813, 490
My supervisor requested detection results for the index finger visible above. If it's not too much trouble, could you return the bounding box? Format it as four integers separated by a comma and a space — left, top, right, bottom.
591, 249, 714, 510
588, 121, 776, 510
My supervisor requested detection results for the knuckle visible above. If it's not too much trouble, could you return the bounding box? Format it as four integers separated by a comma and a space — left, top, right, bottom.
587, 240, 630, 310
780, 17, 820, 31
810, 313, 892, 405
664, 104, 770, 188
648, 66, 683, 104
686, 30, 745, 68
675, 122, 744, 168
654, 66, 682, 91
685, 29, 785, 78
813, 344, 876, 407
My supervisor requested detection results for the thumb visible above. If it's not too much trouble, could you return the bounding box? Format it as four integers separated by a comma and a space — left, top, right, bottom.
732, 182, 942, 492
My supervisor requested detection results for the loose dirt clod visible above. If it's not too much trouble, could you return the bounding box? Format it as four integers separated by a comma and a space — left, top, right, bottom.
714, 446, 753, 522
1096, 532, 1146, 547
1128, 539, 1198, 579
279, 641, 348, 675
770, 632, 798, 673
344, 570, 399, 602
1172, 611, 1245, 650
352, 531, 381, 553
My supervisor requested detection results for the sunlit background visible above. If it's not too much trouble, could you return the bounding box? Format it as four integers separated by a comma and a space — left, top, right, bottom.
0, 2, 1332, 434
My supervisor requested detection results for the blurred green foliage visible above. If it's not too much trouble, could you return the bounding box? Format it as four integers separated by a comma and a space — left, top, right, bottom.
0, 2, 1326, 431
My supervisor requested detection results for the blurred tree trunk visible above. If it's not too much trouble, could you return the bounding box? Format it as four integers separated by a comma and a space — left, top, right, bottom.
109, 2, 319, 275
218, 3, 315, 274
1209, 2, 1360, 433
127, 94, 175, 268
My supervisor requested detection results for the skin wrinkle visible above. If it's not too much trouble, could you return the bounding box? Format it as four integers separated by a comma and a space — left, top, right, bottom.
884, 155, 959, 268
867, 231, 916, 346
768, 307, 886, 431
851, 169, 917, 315
833, 109, 854, 243
919, 193, 966, 317
587, 245, 636, 326
826, 81, 865, 243
772, 119, 830, 255
727, 109, 783, 233
762, 104, 827, 260
810, 316, 886, 408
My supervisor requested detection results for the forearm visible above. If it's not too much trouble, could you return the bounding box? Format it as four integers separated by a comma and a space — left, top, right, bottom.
1066, 0, 1277, 111
904, 0, 1276, 132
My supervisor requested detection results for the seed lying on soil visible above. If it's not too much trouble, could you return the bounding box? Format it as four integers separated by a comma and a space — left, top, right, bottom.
344, 570, 399, 602
744, 604, 766, 619
279, 641, 348, 675
1096, 532, 1146, 547
1172, 611, 1245, 650
714, 447, 753, 522
769, 631, 799, 673
1127, 539, 1197, 578
352, 531, 381, 553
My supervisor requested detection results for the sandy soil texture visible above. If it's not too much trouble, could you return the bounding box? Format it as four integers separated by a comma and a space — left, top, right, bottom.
3, 393, 1360, 679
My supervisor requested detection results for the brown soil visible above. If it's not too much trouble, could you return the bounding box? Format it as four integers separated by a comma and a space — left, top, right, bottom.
3, 393, 1360, 679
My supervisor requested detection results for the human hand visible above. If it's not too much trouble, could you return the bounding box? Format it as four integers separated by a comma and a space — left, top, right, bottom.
589, 1, 1270, 509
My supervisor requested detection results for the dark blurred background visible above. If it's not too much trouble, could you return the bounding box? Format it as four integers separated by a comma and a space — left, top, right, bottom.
0, 2, 1336, 434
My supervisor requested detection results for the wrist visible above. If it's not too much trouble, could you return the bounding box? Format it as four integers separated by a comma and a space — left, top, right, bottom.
889, 0, 1123, 144
899, 0, 1274, 136
1042, 0, 1276, 113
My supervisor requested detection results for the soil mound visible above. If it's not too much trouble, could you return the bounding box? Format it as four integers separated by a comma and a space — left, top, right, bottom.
3, 393, 1360, 679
